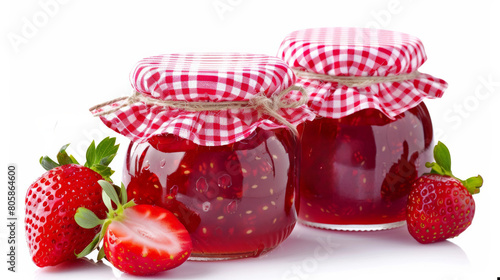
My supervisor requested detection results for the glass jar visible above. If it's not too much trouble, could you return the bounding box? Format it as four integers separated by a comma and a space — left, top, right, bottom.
278, 27, 448, 231
122, 128, 298, 259
90, 53, 314, 258
298, 105, 433, 230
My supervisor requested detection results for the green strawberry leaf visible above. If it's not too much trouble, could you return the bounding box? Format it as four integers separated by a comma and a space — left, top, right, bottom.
97, 247, 106, 261
433, 141, 452, 173
123, 200, 137, 209
85, 140, 96, 169
91, 165, 114, 182
426, 162, 453, 177
75, 207, 104, 229
462, 175, 483, 194
69, 155, 80, 165
102, 189, 113, 212
84, 137, 119, 182
57, 143, 77, 166
94, 137, 119, 167
99, 180, 120, 207
120, 183, 128, 205
39, 156, 60, 171
99, 155, 115, 167
75, 233, 101, 258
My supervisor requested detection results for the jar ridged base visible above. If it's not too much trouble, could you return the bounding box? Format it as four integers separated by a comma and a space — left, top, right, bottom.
299, 219, 406, 231
188, 248, 273, 261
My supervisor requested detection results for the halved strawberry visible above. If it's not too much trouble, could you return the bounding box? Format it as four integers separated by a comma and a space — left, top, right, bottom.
103, 205, 192, 275
75, 180, 192, 276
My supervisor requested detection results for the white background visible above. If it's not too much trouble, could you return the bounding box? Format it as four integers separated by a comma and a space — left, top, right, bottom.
1, 0, 499, 279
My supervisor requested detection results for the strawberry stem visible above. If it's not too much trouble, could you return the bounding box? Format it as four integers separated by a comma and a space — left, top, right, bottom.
74, 180, 136, 259
425, 141, 483, 195
461, 175, 483, 195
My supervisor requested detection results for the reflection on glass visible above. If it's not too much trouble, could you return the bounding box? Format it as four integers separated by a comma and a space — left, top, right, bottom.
298, 104, 433, 230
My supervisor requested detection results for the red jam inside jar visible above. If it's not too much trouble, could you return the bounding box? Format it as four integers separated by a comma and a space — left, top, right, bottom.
122, 128, 298, 260
298, 103, 434, 230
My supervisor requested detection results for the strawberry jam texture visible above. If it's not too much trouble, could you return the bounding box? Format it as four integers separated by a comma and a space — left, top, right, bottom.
123, 128, 298, 259
298, 104, 434, 228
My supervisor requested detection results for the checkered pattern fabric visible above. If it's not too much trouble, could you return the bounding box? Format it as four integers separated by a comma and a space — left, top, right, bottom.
277, 27, 448, 119
92, 53, 315, 146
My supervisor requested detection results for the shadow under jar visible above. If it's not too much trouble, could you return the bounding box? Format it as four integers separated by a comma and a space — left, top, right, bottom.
123, 128, 298, 260
278, 27, 448, 231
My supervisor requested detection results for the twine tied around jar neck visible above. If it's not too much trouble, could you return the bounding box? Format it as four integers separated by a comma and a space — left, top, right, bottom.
89, 85, 309, 136
293, 69, 421, 88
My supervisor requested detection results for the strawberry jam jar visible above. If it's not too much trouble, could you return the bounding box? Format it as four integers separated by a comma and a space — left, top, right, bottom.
91, 53, 314, 259
278, 27, 448, 231
123, 128, 298, 260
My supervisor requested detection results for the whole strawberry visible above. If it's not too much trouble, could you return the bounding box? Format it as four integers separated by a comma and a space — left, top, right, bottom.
75, 180, 192, 276
406, 141, 482, 244
25, 137, 119, 267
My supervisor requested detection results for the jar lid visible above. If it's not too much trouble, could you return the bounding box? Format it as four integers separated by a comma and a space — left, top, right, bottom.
277, 27, 448, 119
90, 53, 314, 146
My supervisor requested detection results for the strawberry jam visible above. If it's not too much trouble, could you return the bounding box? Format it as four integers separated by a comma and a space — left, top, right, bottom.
123, 128, 298, 260
298, 103, 434, 230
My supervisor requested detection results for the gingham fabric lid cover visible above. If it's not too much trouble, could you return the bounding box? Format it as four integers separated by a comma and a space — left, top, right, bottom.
277, 27, 448, 119
91, 53, 315, 146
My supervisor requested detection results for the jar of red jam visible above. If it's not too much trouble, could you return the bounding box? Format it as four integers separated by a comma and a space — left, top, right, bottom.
278, 28, 448, 231
90, 53, 314, 259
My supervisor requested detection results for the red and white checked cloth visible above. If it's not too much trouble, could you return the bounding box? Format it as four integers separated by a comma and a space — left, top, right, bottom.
91, 53, 315, 146
277, 27, 448, 119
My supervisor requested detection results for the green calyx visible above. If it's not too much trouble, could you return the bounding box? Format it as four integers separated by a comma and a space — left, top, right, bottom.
39, 137, 119, 182
425, 141, 483, 195
74, 180, 136, 259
